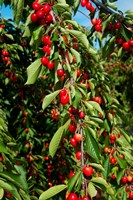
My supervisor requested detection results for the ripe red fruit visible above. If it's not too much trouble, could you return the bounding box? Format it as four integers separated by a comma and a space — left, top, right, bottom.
41, 56, 49, 66
93, 96, 102, 104
129, 192, 133, 199
111, 174, 116, 179
60, 94, 69, 105
82, 196, 90, 200
75, 151, 81, 160
31, 13, 38, 22
69, 124, 77, 133
47, 61, 54, 70
103, 147, 109, 153
91, 18, 97, 25
97, 18, 102, 24
43, 4, 51, 14
42, 35, 52, 46
114, 22, 121, 30
23, 111, 28, 117
74, 133, 82, 142
57, 69, 65, 77
43, 45, 51, 55
77, 69, 81, 77
80, 0, 87, 7
70, 138, 77, 147
122, 42, 130, 51
32, 2, 42, 11
109, 134, 116, 141
86, 2, 92, 10
79, 111, 85, 119
121, 176, 127, 184
59, 89, 67, 97
83, 166, 94, 176
110, 157, 117, 164
90, 6, 95, 12
68, 171, 75, 178
2, 50, 9, 56
45, 13, 53, 23
128, 39, 133, 46
94, 24, 102, 32
67, 193, 78, 200
36, 9, 45, 19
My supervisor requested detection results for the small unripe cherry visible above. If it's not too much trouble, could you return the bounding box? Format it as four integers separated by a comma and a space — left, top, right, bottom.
74, 133, 82, 143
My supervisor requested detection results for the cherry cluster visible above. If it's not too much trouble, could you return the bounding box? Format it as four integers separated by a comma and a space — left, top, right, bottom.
31, 1, 53, 25
59, 88, 70, 106
1, 49, 11, 65
91, 18, 102, 32
80, 0, 95, 13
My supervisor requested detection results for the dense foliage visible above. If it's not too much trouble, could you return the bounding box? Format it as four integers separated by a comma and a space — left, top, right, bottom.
0, 0, 133, 199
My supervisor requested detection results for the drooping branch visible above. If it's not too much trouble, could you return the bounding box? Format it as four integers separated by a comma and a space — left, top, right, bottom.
91, 0, 133, 29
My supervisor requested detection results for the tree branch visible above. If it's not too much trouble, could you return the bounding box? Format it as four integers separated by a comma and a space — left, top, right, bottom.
91, 0, 133, 29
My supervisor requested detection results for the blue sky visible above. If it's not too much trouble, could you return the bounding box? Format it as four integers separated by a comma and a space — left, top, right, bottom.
1, 0, 133, 26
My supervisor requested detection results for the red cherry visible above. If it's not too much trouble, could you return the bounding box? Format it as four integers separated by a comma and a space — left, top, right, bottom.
45, 13, 53, 23
128, 39, 133, 46
129, 192, 133, 198
43, 45, 51, 55
97, 18, 102, 25
79, 111, 85, 119
57, 69, 65, 77
69, 124, 77, 133
109, 134, 116, 141
68, 106, 78, 115
59, 89, 67, 97
82, 196, 90, 200
110, 157, 117, 164
83, 166, 94, 177
74, 133, 82, 142
77, 69, 81, 77
31, 13, 38, 22
43, 4, 51, 14
47, 61, 54, 70
5, 192, 12, 198
41, 56, 49, 66
36, 9, 45, 19
91, 18, 97, 25
70, 138, 77, 147
114, 22, 121, 30
75, 151, 81, 160
39, 18, 46, 25
67, 193, 78, 200
60, 94, 69, 105
32, 2, 42, 11
121, 176, 127, 184
90, 6, 95, 13
86, 2, 92, 10
42, 35, 52, 46
127, 175, 133, 183
68, 170, 75, 178
2, 50, 9, 56
94, 24, 102, 32
93, 96, 102, 104
103, 147, 109, 153
80, 0, 87, 7
111, 174, 116, 179
122, 42, 130, 51
83, 73, 89, 80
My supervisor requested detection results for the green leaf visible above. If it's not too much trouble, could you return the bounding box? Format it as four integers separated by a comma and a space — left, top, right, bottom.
74, 0, 80, 15
121, 25, 132, 41
116, 157, 127, 169
89, 163, 105, 171
67, 171, 81, 193
88, 46, 99, 62
117, 169, 125, 185
49, 119, 70, 157
0, 140, 8, 154
0, 187, 4, 199
67, 29, 89, 49
84, 101, 94, 111
88, 101, 103, 115
84, 128, 101, 162
39, 184, 67, 200
14, 0, 24, 25
25, 59, 42, 85
42, 90, 60, 110
102, 157, 111, 179
53, 3, 71, 13
70, 48, 81, 65
91, 177, 114, 195
72, 89, 82, 108
105, 2, 118, 10
88, 182, 97, 198
4, 34, 14, 41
